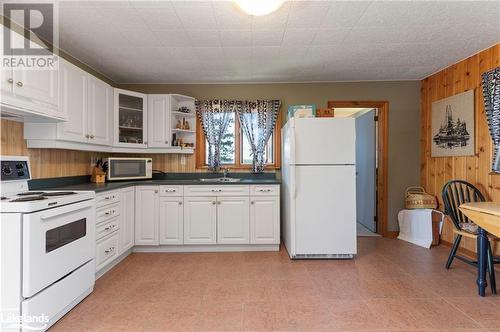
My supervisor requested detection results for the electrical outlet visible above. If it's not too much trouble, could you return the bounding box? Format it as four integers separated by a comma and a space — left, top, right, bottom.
180, 155, 186, 166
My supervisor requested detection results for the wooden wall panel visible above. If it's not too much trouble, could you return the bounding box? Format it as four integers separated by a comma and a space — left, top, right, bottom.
420, 44, 500, 255
0, 119, 198, 178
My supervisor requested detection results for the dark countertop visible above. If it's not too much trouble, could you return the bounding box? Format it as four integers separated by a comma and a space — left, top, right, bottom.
31, 173, 281, 193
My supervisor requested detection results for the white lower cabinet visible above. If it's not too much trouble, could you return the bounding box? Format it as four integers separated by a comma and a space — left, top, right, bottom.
184, 197, 217, 244
159, 197, 184, 245
96, 233, 119, 271
135, 186, 159, 245
250, 196, 280, 244
119, 187, 135, 253
217, 197, 250, 244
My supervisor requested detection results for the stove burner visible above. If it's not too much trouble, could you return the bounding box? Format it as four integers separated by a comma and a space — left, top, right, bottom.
42, 192, 77, 196
10, 195, 47, 202
1, 197, 6, 200
17, 191, 46, 196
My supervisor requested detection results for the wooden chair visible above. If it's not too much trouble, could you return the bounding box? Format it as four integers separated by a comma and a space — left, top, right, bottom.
442, 180, 499, 294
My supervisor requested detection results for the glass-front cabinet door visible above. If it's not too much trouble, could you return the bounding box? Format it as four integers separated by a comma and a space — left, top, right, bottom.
113, 88, 148, 147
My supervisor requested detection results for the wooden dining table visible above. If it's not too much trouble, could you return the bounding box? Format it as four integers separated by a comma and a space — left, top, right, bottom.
459, 202, 500, 296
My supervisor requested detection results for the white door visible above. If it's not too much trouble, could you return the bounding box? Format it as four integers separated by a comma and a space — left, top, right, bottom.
57, 60, 88, 142
295, 165, 356, 255
148, 95, 171, 147
114, 88, 148, 147
159, 197, 184, 245
87, 75, 112, 146
134, 186, 159, 245
184, 197, 217, 244
250, 196, 280, 244
293, 118, 356, 165
217, 197, 250, 244
355, 109, 377, 232
119, 187, 135, 253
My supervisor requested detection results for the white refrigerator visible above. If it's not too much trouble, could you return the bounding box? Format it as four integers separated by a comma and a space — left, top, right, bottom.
282, 117, 357, 259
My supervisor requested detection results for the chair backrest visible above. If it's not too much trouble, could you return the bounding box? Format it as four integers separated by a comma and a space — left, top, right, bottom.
442, 180, 486, 230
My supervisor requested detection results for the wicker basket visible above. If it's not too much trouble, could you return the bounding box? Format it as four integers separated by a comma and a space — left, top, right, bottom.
405, 186, 438, 209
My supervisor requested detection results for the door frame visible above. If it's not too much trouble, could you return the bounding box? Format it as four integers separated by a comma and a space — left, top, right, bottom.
327, 101, 389, 237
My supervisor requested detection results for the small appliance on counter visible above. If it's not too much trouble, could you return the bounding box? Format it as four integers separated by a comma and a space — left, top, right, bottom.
105, 157, 152, 181
0, 156, 96, 331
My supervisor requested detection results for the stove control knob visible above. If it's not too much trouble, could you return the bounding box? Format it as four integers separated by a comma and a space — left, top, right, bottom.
17, 171, 25, 176
2, 166, 12, 175
16, 163, 24, 169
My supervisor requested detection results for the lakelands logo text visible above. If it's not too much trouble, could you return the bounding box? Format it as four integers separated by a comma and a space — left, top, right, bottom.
2, 2, 58, 70
1, 312, 49, 331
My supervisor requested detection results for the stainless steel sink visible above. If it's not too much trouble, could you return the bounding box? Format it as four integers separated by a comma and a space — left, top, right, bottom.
199, 177, 241, 183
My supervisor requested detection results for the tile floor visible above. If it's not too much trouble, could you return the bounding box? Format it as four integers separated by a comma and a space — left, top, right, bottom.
51, 238, 499, 332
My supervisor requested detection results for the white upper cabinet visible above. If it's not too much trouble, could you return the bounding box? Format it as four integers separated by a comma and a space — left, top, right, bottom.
148, 95, 171, 148
57, 59, 87, 142
1, 28, 61, 120
114, 88, 148, 148
217, 197, 250, 244
87, 75, 112, 145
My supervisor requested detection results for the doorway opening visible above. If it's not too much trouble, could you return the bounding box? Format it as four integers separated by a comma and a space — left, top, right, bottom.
327, 101, 389, 237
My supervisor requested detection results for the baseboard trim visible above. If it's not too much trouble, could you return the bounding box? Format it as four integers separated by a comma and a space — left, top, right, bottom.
133, 244, 280, 253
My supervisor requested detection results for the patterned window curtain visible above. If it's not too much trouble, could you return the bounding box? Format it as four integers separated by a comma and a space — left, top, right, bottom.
237, 100, 280, 173
481, 67, 500, 173
196, 100, 236, 171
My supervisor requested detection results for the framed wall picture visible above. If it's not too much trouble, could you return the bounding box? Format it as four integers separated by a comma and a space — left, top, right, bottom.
431, 89, 475, 157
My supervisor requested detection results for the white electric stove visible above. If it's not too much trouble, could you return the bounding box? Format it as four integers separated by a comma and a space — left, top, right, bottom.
1, 156, 96, 332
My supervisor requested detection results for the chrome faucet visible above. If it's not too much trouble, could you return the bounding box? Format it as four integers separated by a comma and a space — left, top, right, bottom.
223, 168, 229, 179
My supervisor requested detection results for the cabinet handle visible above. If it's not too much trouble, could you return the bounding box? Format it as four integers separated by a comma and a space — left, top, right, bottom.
212, 201, 216, 205
90, 134, 95, 139
85, 134, 90, 138
178, 201, 182, 205
165, 140, 169, 144
251, 201, 254, 205
154, 190, 158, 194
104, 196, 110, 200
259, 189, 271, 192
144, 141, 148, 145
16, 81, 23, 87
217, 201, 221, 205
7, 78, 13, 84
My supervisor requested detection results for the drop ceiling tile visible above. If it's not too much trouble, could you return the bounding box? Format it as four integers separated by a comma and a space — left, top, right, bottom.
151, 30, 191, 47
223, 46, 252, 61
252, 46, 281, 60
320, 1, 370, 28
60, 1, 131, 8
137, 7, 182, 30
220, 30, 251, 47
252, 30, 284, 47
312, 28, 351, 45
121, 28, 161, 47
130, 1, 174, 8
192, 47, 225, 61
282, 29, 317, 46
287, 3, 329, 29
186, 30, 221, 47
97, 8, 146, 30
174, 5, 217, 29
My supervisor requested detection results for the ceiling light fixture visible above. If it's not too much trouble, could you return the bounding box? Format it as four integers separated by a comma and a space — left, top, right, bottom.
234, 0, 285, 16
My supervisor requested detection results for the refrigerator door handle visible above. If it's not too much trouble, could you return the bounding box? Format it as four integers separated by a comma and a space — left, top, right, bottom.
292, 164, 297, 200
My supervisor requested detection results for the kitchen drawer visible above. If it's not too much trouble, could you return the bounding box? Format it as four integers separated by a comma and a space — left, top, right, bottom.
96, 191, 120, 208
184, 185, 250, 197
159, 185, 183, 197
251, 185, 280, 196
96, 233, 119, 272
96, 217, 119, 241
96, 203, 120, 224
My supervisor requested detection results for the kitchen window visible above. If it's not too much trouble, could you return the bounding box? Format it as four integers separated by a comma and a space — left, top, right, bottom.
197, 111, 281, 169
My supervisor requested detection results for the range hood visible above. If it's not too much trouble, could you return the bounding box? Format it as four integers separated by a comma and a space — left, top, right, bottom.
1, 103, 65, 123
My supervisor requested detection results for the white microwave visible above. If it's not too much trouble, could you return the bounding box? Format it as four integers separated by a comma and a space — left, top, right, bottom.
106, 157, 152, 181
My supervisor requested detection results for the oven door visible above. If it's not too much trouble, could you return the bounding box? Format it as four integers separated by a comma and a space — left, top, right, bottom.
107, 158, 152, 181
22, 199, 95, 298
